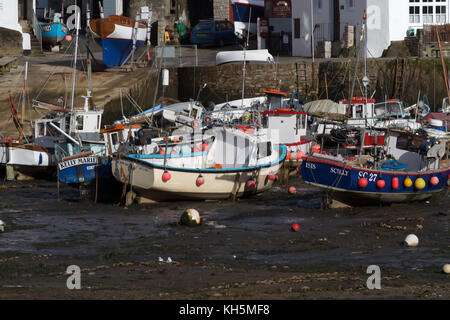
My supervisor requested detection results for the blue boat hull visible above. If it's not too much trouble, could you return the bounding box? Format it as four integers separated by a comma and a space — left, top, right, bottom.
40, 22, 68, 46
58, 158, 111, 185
98, 38, 145, 67
232, 3, 265, 23
300, 155, 450, 205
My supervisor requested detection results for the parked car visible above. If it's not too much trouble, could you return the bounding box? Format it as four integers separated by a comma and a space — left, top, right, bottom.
190, 19, 235, 47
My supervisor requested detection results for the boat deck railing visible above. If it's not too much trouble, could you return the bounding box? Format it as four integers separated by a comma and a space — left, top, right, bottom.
32, 9, 43, 52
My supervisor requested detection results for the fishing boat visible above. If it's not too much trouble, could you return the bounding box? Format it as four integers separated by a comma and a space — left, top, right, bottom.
211, 89, 312, 164
300, 128, 450, 205
39, 11, 68, 47
231, 0, 265, 37
89, 12, 149, 67
111, 127, 287, 201
301, 12, 450, 205
0, 63, 67, 180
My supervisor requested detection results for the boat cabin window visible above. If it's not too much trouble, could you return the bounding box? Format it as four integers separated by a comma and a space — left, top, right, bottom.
97, 115, 101, 130
111, 133, 119, 145
297, 114, 306, 129
76, 115, 84, 130
268, 95, 283, 109
37, 123, 45, 136
257, 142, 272, 159
374, 102, 403, 118
354, 105, 363, 118
395, 135, 424, 151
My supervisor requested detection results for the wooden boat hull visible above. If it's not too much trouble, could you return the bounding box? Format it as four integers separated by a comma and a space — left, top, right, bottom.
300, 154, 450, 205
89, 16, 147, 67
111, 149, 286, 201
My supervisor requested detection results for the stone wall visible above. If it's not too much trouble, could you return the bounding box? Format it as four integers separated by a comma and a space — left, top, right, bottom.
0, 27, 22, 57
213, 0, 229, 20
178, 62, 319, 104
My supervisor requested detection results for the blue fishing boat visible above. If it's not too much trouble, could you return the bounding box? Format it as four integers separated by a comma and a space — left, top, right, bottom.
39, 11, 68, 47
40, 22, 68, 46
300, 129, 450, 205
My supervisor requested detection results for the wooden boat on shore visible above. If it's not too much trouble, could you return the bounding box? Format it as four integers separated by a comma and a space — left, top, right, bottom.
89, 14, 148, 67
111, 127, 287, 201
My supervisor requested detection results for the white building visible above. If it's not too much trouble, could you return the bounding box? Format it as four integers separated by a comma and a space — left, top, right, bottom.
0, 0, 23, 32
291, 0, 450, 58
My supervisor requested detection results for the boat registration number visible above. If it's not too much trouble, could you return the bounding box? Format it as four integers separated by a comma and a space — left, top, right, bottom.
358, 171, 378, 182
58, 157, 97, 170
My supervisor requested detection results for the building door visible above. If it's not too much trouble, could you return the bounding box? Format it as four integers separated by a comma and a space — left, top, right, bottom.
333, 0, 340, 41
188, 0, 213, 28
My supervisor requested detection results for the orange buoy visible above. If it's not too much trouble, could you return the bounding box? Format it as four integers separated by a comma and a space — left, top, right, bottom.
430, 176, 439, 186
246, 178, 256, 189
201, 142, 209, 151
358, 177, 368, 188
288, 186, 296, 194
162, 171, 171, 182
291, 223, 300, 232
196, 175, 205, 187
391, 177, 399, 189
65, 34, 73, 42
286, 150, 291, 160
312, 145, 320, 153
297, 150, 305, 159
159, 149, 166, 155
268, 174, 276, 181
404, 177, 413, 188
376, 179, 386, 189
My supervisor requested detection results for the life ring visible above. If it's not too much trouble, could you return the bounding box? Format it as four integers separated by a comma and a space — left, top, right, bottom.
202, 115, 213, 123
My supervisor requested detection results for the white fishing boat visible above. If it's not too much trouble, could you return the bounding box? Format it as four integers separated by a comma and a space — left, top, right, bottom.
111, 127, 286, 201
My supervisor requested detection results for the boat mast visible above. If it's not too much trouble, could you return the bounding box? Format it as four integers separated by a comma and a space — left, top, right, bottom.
20, 61, 28, 143
436, 26, 450, 106
70, 2, 80, 111
241, 7, 251, 108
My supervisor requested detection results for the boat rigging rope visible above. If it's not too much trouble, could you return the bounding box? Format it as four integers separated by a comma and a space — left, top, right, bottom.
34, 40, 75, 101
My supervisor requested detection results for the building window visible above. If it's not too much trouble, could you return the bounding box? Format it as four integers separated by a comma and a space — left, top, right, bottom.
437, 6, 447, 23
314, 0, 323, 12
347, 0, 354, 9
409, 6, 420, 24
294, 19, 301, 39
423, 6, 433, 24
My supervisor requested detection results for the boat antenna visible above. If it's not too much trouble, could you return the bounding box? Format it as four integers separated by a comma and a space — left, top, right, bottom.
70, 2, 80, 111
20, 61, 28, 143
241, 7, 252, 108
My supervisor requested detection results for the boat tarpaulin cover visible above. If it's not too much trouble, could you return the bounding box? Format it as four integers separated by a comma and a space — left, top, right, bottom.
302, 100, 347, 121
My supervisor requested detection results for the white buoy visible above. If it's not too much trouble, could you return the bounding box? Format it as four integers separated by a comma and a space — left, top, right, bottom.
0, 220, 4, 232
158, 257, 164, 262
167, 257, 172, 263
162, 69, 169, 86
403, 234, 419, 247
180, 209, 201, 226
443, 264, 450, 274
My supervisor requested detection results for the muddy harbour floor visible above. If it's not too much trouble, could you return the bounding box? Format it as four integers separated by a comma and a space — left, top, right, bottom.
0, 176, 448, 300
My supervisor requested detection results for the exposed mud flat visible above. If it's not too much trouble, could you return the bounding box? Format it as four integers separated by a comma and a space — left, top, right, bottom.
0, 178, 448, 299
